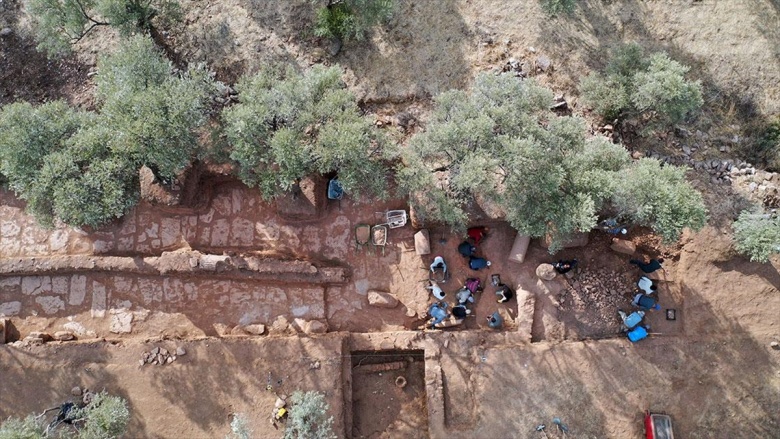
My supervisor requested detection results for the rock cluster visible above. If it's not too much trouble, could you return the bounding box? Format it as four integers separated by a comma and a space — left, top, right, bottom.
140, 346, 186, 366
10, 330, 77, 346
560, 268, 635, 314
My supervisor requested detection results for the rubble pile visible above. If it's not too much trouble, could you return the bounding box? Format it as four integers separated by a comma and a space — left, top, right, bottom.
140, 346, 186, 366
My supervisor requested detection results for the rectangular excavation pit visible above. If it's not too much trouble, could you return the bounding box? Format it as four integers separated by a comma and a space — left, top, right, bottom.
350, 350, 427, 439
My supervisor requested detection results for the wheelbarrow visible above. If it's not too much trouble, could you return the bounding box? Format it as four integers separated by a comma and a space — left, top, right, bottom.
355, 224, 371, 252
371, 224, 388, 256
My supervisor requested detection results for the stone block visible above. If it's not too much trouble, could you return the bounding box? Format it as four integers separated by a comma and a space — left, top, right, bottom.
610, 239, 636, 255
536, 264, 557, 281
244, 324, 266, 335
367, 290, 399, 308
507, 233, 531, 264
53, 331, 75, 341
414, 230, 431, 255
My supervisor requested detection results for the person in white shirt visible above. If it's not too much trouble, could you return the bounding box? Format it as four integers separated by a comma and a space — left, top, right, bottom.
637, 276, 657, 295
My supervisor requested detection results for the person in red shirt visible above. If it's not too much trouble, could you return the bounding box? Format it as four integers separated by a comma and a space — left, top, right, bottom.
467, 226, 489, 245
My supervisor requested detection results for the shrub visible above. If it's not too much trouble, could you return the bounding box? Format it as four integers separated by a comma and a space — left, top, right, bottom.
733, 210, 780, 263
25, 0, 182, 57
580, 43, 702, 127
226, 413, 253, 439
0, 416, 44, 439
223, 64, 391, 200
612, 158, 707, 242
632, 53, 704, 126
0, 392, 129, 439
540, 0, 576, 16
75, 392, 131, 439
312, 0, 394, 42
284, 391, 336, 439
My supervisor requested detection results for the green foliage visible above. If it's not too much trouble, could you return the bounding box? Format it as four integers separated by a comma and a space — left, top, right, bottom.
0, 416, 44, 439
97, 35, 213, 179
312, 0, 394, 42
226, 413, 252, 439
733, 210, 780, 263
25, 0, 182, 57
74, 392, 130, 439
0, 36, 209, 229
612, 158, 707, 242
0, 392, 128, 439
580, 43, 702, 127
403, 73, 706, 250
750, 117, 780, 171
632, 53, 704, 126
540, 0, 576, 16
223, 64, 390, 200
0, 101, 88, 194
284, 391, 336, 439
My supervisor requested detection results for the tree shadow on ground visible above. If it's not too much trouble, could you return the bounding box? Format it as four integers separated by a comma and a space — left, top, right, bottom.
332, 0, 472, 104
0, 2, 92, 107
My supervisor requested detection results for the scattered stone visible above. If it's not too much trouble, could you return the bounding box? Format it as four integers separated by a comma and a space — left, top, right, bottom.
23, 336, 45, 345
0, 28, 12, 37
109, 309, 133, 334
536, 55, 552, 72
269, 316, 291, 334
176, 346, 186, 356
139, 360, 145, 366
275, 397, 287, 409
631, 151, 644, 160
71, 386, 82, 397
770, 341, 779, 349
53, 331, 75, 341
327, 37, 342, 56
304, 320, 328, 335
29, 331, 52, 342
610, 239, 636, 255
682, 145, 691, 156
367, 290, 399, 309
536, 264, 557, 281
230, 325, 249, 336
166, 356, 174, 364
152, 347, 160, 355
244, 324, 266, 336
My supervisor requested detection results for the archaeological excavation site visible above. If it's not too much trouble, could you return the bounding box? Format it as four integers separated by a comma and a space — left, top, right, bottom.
1, 0, 779, 438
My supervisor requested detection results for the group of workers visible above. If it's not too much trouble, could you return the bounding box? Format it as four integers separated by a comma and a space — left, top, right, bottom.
629, 258, 664, 311
426, 226, 508, 329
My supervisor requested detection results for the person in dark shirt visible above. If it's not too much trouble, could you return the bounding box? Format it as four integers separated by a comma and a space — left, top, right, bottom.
495, 284, 515, 303
553, 259, 577, 274
630, 258, 664, 273
469, 256, 491, 271
458, 241, 476, 258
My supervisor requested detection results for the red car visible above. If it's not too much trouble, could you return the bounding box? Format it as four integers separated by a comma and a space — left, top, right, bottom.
645, 411, 675, 439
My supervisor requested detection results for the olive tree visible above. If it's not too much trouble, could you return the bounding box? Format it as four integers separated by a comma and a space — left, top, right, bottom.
402, 72, 707, 250
0, 36, 212, 228
0, 101, 88, 194
96, 35, 214, 180
612, 158, 707, 243
25, 0, 181, 57
733, 210, 780, 263
284, 391, 336, 439
223, 64, 391, 200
